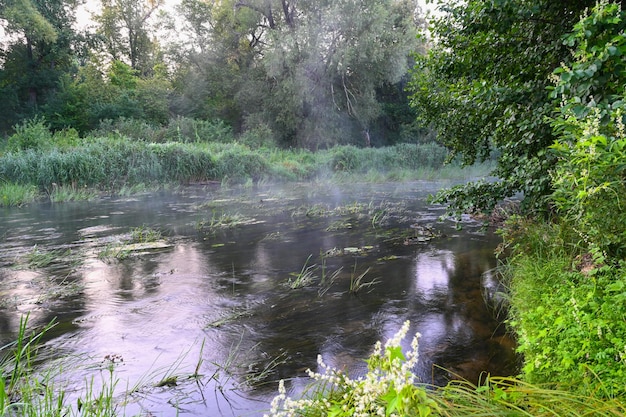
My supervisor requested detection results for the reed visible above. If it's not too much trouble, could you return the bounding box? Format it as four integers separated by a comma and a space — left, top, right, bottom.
0, 182, 37, 207
286, 254, 317, 289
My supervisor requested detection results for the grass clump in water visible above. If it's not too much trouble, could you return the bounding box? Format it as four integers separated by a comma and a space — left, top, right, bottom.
0, 315, 120, 417
0, 183, 37, 207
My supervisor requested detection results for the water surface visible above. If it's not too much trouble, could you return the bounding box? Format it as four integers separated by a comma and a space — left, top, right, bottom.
0, 182, 516, 416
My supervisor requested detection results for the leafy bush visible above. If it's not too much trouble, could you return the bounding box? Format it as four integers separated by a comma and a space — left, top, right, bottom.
502, 218, 626, 398
550, 1, 626, 259
551, 110, 626, 259
6, 117, 53, 152
265, 321, 439, 417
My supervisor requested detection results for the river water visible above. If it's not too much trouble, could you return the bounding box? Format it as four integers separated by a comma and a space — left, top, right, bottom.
0, 181, 516, 416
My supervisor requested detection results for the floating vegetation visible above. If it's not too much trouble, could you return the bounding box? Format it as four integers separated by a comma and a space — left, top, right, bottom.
260, 231, 282, 241
197, 211, 263, 232
325, 220, 353, 231
377, 255, 400, 262
18, 245, 80, 270
207, 308, 254, 328
34, 275, 85, 305
97, 226, 171, 261
129, 225, 163, 243
323, 246, 375, 257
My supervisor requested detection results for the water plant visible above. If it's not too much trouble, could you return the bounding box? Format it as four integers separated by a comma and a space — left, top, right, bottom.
0, 182, 37, 207
349, 264, 378, 294
286, 255, 317, 289
129, 225, 162, 243
49, 185, 99, 202
0, 315, 121, 417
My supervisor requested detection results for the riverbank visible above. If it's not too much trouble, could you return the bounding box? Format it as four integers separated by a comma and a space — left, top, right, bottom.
0, 137, 492, 207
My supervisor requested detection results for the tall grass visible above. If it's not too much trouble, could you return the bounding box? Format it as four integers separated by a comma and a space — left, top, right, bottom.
0, 182, 37, 207
0, 127, 494, 206
0, 315, 120, 417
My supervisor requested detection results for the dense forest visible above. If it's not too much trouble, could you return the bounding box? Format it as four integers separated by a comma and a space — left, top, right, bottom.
0, 0, 428, 148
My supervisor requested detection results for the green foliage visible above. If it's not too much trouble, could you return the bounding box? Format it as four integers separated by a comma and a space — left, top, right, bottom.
502, 218, 626, 398
129, 226, 162, 243
265, 321, 439, 417
409, 0, 593, 215
7, 117, 53, 152
551, 110, 626, 259
0, 182, 37, 207
93, 117, 234, 143
549, 1, 626, 259
550, 0, 626, 121
215, 146, 270, 184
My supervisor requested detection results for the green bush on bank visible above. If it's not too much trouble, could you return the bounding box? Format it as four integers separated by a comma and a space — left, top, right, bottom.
500, 217, 626, 398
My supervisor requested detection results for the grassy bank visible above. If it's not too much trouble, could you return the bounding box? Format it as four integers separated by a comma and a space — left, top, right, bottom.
0, 117, 494, 207
261, 318, 626, 417
0, 132, 492, 207
498, 217, 626, 400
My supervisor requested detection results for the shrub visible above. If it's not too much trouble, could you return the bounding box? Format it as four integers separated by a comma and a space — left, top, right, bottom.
6, 117, 53, 152
502, 218, 626, 398
264, 321, 439, 417
551, 109, 626, 259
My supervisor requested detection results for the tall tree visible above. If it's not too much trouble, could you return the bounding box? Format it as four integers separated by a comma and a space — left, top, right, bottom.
168, 0, 423, 147
242, 0, 423, 147
93, 0, 164, 76
0, 0, 83, 132
408, 0, 595, 215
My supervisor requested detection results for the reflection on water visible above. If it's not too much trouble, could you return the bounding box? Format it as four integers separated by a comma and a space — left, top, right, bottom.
0, 182, 517, 416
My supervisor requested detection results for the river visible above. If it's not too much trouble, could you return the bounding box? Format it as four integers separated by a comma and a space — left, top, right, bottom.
0, 181, 517, 416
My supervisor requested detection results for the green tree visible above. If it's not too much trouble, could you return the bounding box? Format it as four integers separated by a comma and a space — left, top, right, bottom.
243, 0, 423, 148
165, 0, 256, 127
93, 0, 164, 76
408, 0, 595, 215
168, 0, 423, 147
0, 0, 83, 132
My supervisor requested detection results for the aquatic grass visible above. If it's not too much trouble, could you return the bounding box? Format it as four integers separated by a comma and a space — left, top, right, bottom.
318, 254, 342, 297
48, 184, 99, 202
129, 226, 162, 243
0, 182, 37, 207
348, 264, 378, 294
287, 255, 318, 289
19, 245, 80, 270
97, 243, 131, 261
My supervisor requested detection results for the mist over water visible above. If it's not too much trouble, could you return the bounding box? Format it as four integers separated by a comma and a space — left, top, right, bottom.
0, 182, 516, 416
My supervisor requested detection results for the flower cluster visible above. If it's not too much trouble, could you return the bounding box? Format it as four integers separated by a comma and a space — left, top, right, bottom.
264, 321, 435, 417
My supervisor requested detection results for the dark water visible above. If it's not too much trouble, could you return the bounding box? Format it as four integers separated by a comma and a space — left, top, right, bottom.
0, 182, 516, 416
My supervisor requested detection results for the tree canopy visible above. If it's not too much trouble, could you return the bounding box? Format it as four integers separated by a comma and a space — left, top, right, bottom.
1, 0, 426, 148
408, 0, 597, 214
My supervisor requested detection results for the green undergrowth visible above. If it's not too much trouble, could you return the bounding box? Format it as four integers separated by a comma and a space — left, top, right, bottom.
264, 320, 626, 416
0, 124, 493, 206
499, 216, 626, 399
